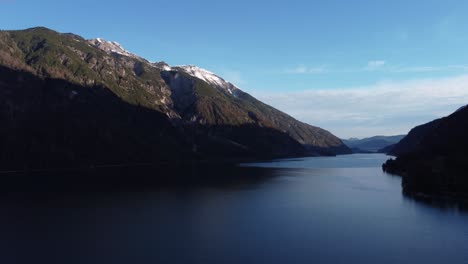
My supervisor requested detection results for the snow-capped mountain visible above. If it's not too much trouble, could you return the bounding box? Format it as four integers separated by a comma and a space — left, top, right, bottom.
0, 27, 351, 168
80, 34, 349, 154
87, 38, 231, 95
88, 38, 139, 58
174, 65, 239, 95
152, 63, 239, 96
88, 39, 239, 96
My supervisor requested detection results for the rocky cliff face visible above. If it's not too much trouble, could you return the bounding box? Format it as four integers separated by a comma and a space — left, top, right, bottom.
0, 27, 350, 170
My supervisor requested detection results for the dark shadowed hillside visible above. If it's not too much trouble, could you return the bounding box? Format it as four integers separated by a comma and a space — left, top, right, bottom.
383, 106, 468, 199
0, 27, 350, 170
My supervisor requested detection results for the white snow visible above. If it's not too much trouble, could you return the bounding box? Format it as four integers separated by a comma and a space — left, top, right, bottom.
150, 62, 172, 71
88, 37, 241, 96
178, 65, 224, 86
87, 38, 139, 59
175, 65, 240, 95
160, 64, 172, 71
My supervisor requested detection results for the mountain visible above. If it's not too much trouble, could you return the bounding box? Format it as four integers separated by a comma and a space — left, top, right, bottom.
378, 144, 396, 154
383, 106, 468, 199
387, 120, 442, 156
342, 135, 405, 153
0, 27, 350, 170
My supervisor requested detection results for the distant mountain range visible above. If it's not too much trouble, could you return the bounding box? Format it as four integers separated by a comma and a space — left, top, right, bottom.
0, 27, 350, 170
383, 105, 468, 199
342, 135, 405, 153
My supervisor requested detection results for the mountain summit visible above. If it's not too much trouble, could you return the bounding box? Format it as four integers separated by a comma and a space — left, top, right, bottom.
0, 27, 350, 170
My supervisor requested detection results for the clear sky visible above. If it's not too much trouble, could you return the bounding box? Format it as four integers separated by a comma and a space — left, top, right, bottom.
2, 0, 468, 138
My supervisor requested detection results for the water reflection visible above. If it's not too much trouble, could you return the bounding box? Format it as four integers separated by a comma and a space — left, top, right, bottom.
402, 190, 468, 213
1, 154, 468, 264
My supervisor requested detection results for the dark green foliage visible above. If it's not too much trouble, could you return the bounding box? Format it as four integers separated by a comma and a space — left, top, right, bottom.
9, 27, 100, 81
4, 27, 168, 111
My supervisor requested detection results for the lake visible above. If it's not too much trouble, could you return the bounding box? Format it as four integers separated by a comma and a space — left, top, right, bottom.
1, 154, 468, 264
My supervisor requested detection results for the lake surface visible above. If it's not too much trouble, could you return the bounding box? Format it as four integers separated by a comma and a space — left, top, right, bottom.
1, 154, 468, 264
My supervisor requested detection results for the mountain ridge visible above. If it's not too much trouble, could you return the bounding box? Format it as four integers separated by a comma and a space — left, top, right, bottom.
0, 27, 350, 170
342, 135, 405, 153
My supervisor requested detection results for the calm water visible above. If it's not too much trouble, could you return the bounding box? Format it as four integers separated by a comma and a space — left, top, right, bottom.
1, 154, 468, 264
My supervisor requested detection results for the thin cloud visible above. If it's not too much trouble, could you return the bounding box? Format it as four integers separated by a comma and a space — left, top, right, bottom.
252, 74, 468, 138
284, 62, 468, 75
286, 65, 327, 74
366, 60, 386, 70
390, 64, 468, 73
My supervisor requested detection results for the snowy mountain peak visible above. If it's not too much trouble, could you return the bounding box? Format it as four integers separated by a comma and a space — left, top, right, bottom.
88, 38, 139, 58
176, 65, 240, 95
150, 62, 240, 95
88, 35, 241, 96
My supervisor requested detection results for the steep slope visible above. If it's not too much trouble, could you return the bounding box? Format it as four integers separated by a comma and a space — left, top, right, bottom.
159, 67, 350, 155
342, 135, 405, 153
0, 27, 349, 170
383, 106, 468, 198
0, 27, 175, 114
388, 120, 442, 156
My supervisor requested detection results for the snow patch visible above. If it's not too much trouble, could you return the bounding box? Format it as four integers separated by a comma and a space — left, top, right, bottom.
151, 62, 172, 71
160, 64, 172, 71
87, 37, 242, 96
87, 38, 139, 59
175, 65, 241, 95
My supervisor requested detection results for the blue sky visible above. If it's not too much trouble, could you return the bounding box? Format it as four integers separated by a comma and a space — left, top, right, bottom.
2, 0, 468, 137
